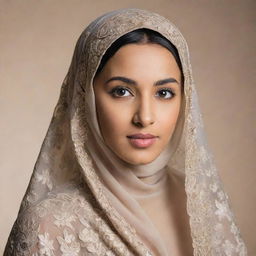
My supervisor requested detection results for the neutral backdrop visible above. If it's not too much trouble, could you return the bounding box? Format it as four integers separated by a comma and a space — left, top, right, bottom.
1, 0, 255, 254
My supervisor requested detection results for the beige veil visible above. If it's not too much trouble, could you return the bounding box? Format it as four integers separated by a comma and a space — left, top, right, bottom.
4, 8, 247, 256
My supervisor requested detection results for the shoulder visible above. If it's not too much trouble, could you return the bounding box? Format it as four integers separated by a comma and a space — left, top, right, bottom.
5, 185, 132, 256
31, 189, 122, 256
4, 187, 99, 256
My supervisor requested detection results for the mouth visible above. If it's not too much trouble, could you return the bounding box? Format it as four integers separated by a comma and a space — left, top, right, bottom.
127, 133, 158, 148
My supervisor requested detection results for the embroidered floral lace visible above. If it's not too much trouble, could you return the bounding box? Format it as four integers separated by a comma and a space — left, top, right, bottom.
4, 8, 247, 256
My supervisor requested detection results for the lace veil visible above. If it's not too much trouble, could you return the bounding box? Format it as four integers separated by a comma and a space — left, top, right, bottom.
4, 8, 247, 256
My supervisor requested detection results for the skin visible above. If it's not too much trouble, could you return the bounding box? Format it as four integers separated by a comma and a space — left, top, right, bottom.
93, 43, 182, 165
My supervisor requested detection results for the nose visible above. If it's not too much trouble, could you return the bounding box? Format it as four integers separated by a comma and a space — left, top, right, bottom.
132, 95, 155, 127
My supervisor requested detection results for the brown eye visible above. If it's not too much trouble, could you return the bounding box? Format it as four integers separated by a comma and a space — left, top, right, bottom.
110, 86, 132, 97
156, 89, 175, 99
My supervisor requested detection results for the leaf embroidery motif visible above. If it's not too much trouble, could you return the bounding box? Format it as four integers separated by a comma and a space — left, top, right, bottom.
54, 212, 76, 230
35, 169, 53, 190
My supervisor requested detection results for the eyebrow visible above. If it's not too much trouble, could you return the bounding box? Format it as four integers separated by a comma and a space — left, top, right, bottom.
105, 76, 179, 86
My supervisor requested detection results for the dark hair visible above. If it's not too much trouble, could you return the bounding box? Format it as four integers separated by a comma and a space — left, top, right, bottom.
95, 28, 184, 85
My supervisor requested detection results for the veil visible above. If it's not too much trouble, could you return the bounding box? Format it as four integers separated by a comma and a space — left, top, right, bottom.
4, 8, 247, 256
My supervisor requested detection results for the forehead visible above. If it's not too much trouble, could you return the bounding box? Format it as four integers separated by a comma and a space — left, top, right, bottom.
99, 43, 181, 79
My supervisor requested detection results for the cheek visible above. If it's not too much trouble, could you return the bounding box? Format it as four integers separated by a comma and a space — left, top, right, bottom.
95, 98, 130, 139
157, 101, 181, 138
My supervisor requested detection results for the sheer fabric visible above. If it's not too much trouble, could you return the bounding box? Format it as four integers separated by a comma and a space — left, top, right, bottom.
4, 8, 247, 256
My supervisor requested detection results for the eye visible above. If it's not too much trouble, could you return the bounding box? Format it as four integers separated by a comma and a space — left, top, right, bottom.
109, 86, 133, 97
156, 88, 175, 99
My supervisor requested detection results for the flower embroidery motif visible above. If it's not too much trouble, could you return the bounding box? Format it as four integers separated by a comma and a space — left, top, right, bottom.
212, 223, 224, 246
205, 167, 214, 177
199, 145, 209, 163
105, 250, 115, 256
209, 183, 218, 193
79, 227, 101, 253
231, 222, 239, 235
79, 227, 99, 244
217, 191, 226, 201
54, 212, 76, 230
57, 229, 80, 256
222, 240, 236, 255
35, 169, 53, 190
215, 200, 231, 221
38, 232, 55, 256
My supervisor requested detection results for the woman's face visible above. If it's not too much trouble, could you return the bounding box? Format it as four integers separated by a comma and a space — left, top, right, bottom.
93, 43, 182, 165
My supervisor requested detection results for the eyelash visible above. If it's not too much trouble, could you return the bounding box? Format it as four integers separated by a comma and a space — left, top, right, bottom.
156, 87, 176, 99
109, 86, 176, 99
109, 86, 133, 97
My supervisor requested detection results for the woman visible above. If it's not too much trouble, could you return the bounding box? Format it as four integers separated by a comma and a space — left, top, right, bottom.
4, 8, 247, 256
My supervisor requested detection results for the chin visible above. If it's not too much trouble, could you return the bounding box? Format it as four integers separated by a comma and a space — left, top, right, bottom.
121, 152, 158, 165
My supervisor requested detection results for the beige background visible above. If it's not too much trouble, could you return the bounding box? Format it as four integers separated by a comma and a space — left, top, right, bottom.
0, 0, 255, 254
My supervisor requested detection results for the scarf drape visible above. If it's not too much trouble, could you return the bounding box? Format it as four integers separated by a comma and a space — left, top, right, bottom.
4, 8, 247, 256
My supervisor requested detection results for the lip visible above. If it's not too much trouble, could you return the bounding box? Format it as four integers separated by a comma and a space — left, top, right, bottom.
127, 133, 158, 148
127, 133, 157, 139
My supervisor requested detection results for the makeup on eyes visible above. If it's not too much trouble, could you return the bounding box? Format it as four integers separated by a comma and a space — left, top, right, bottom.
108, 86, 134, 97
108, 85, 176, 99
156, 87, 176, 99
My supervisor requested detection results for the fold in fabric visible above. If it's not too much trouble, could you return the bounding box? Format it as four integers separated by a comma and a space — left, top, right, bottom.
4, 8, 247, 256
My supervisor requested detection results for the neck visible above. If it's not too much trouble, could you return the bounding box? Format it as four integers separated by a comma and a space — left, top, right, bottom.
137, 167, 168, 185
87, 124, 173, 196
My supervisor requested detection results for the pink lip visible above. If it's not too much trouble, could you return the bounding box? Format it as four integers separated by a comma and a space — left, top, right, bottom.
127, 133, 158, 148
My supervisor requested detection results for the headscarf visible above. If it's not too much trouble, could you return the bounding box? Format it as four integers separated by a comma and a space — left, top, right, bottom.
4, 8, 247, 256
